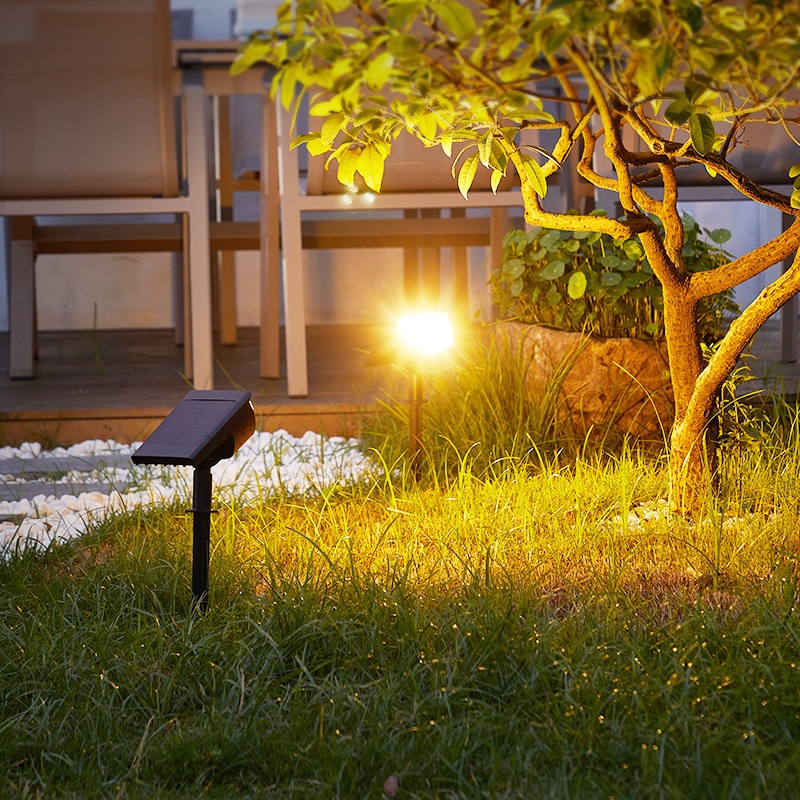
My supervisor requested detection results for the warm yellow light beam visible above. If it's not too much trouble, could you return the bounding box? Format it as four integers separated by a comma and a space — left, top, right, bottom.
399, 312, 454, 354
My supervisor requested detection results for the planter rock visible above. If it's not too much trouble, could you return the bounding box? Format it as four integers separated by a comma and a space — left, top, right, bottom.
495, 320, 674, 441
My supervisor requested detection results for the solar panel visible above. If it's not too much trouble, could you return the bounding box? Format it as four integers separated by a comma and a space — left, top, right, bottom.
131, 390, 255, 468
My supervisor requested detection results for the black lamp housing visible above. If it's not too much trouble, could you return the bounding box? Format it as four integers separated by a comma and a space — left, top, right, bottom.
131, 390, 256, 611
132, 389, 255, 469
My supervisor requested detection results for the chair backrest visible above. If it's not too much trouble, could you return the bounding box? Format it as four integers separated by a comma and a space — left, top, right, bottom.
0, 0, 178, 199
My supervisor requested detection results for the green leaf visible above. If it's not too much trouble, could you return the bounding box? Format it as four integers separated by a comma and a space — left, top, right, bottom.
623, 240, 644, 260
490, 169, 503, 194
567, 271, 587, 300
544, 26, 570, 56
539, 260, 566, 280
789, 162, 800, 179
689, 113, 715, 155
306, 137, 332, 157
458, 153, 479, 199
653, 42, 673, 83
664, 96, 693, 126
540, 230, 561, 249
353, 108, 382, 127
416, 113, 438, 142
505, 258, 525, 280
600, 272, 622, 286
708, 228, 731, 244
320, 113, 345, 146
433, 0, 476, 41
357, 143, 386, 192
518, 154, 547, 198
510, 278, 524, 297
477, 132, 494, 167
365, 52, 394, 91
387, 34, 420, 58
599, 255, 621, 268
336, 147, 360, 186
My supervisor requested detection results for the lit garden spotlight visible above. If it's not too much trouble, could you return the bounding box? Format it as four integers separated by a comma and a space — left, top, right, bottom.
398, 312, 454, 474
131, 390, 256, 612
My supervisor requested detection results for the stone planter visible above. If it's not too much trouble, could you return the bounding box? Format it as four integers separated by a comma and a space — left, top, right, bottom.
495, 320, 674, 441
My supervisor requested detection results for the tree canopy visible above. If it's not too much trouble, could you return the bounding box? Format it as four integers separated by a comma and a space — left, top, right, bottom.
236, 0, 800, 515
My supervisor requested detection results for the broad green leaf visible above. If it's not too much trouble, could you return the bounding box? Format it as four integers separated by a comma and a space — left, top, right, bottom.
433, 0, 477, 41
280, 68, 299, 110
387, 0, 426, 28
689, 113, 715, 155
708, 228, 731, 244
505, 258, 525, 280
290, 133, 319, 150
357, 143, 386, 192
387, 34, 420, 58
320, 113, 345, 146
544, 26, 570, 56
567, 271, 587, 300
653, 41, 673, 83
539, 260, 566, 280
310, 98, 343, 116
540, 230, 561, 249
599, 255, 621, 268
353, 108, 382, 127
416, 113, 438, 142
336, 147, 360, 186
457, 153, 479, 199
477, 132, 494, 167
306, 137, 332, 157
366, 52, 395, 90
600, 272, 622, 286
510, 278, 524, 296
623, 240, 643, 259
518, 154, 547, 198
664, 96, 693, 126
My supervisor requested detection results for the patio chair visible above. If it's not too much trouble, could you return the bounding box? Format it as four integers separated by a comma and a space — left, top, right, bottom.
0, 0, 216, 387
272, 103, 527, 397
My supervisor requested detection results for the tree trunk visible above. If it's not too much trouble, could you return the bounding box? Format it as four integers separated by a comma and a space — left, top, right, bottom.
662, 286, 718, 517
669, 410, 718, 517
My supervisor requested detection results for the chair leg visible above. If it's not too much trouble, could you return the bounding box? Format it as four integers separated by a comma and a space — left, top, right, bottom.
259, 91, 281, 379
450, 208, 470, 316
489, 207, 510, 321
216, 96, 238, 347
276, 105, 308, 397
420, 208, 441, 306
8, 217, 35, 379
218, 250, 238, 345
403, 209, 420, 307
172, 248, 185, 347
183, 81, 215, 390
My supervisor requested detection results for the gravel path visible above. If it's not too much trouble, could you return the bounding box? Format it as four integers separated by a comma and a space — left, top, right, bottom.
0, 431, 378, 559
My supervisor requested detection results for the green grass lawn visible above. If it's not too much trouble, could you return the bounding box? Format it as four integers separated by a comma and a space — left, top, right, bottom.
4, 336, 800, 799
3, 434, 800, 799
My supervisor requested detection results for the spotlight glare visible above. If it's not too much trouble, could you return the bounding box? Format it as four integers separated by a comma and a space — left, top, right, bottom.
399, 312, 454, 354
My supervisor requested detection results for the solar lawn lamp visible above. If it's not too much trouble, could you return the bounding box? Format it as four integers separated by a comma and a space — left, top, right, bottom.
398, 312, 454, 475
131, 390, 256, 612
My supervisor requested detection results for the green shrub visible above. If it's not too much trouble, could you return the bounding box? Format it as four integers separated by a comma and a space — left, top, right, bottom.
490, 210, 738, 341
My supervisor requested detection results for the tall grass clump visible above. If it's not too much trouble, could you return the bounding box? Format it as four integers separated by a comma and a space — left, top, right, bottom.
361, 324, 587, 481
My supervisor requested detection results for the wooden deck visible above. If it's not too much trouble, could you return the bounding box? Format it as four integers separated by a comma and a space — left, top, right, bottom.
0, 325, 401, 446
2, 319, 799, 448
